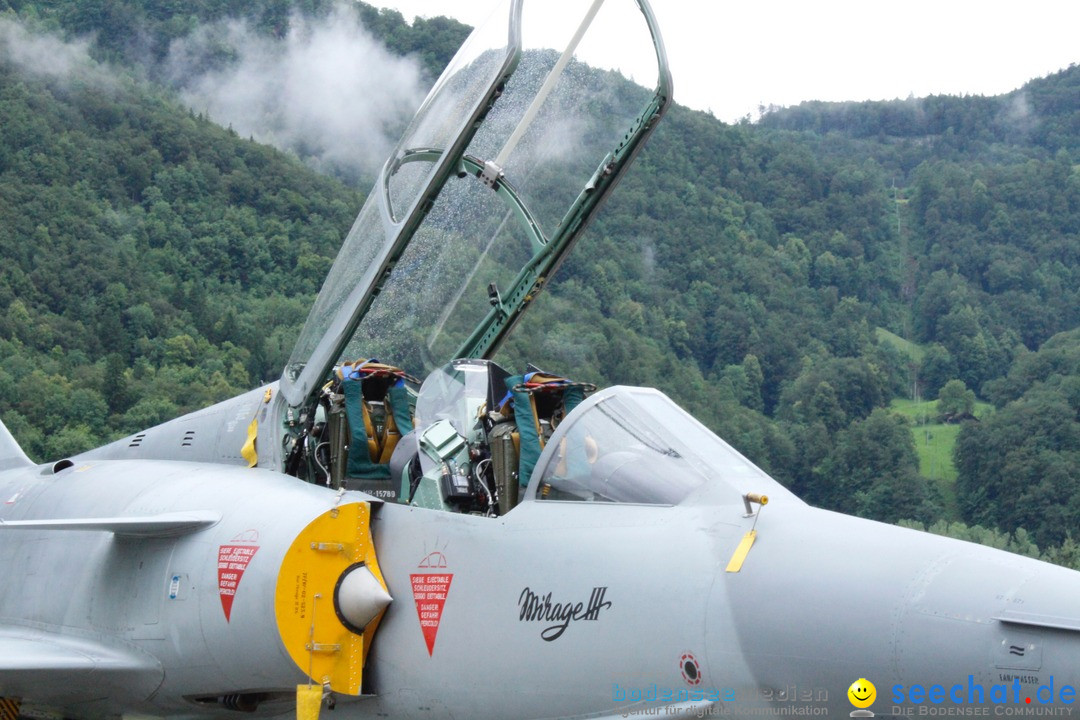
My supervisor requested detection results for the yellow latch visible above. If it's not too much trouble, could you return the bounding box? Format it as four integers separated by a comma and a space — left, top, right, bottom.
727, 492, 770, 573
725, 531, 758, 573
296, 684, 323, 720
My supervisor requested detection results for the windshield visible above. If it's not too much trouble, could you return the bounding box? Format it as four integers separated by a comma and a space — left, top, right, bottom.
279, 1, 521, 406
414, 360, 494, 439
528, 387, 794, 506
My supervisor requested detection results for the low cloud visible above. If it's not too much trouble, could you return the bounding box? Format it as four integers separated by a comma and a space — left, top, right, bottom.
166, 4, 427, 181
2, 5, 427, 181
0, 17, 113, 88
1001, 91, 1036, 138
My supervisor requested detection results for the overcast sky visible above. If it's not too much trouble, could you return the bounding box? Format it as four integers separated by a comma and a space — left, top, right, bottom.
375, 0, 1080, 122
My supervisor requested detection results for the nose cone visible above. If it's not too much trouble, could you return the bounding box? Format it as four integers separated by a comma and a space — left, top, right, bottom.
886, 548, 1080, 712
335, 563, 393, 633
708, 507, 1080, 715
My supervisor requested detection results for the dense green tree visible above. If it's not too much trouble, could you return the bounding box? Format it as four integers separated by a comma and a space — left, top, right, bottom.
810, 408, 938, 523
778, 356, 890, 429
918, 343, 959, 399
936, 379, 975, 421
955, 334, 1080, 546
982, 328, 1080, 407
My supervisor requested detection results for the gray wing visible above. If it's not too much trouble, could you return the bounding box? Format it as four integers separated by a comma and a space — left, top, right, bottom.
0, 511, 221, 537
0, 625, 163, 707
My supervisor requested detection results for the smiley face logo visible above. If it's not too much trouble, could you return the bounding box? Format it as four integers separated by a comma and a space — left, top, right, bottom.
848, 678, 876, 709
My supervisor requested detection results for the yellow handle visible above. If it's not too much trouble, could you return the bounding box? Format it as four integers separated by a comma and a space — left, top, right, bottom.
296, 685, 322, 720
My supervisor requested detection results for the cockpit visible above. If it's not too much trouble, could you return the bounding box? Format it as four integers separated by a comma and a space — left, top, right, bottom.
529, 386, 737, 506
270, 0, 710, 511
282, 355, 792, 515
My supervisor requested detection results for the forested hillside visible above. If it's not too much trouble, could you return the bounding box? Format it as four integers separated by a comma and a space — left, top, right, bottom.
1, 1, 1077, 556
0, 0, 468, 459
0, 57, 357, 457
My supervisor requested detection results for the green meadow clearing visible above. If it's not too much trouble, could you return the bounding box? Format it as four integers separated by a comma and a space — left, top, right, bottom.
890, 397, 992, 519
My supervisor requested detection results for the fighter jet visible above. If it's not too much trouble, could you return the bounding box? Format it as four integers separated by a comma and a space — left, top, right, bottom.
4, 1, 1080, 719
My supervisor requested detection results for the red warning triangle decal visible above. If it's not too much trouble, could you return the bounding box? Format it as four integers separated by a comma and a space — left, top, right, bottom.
410, 573, 453, 655
218, 544, 259, 622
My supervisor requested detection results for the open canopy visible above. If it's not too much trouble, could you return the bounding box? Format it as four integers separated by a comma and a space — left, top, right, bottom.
279, 0, 672, 408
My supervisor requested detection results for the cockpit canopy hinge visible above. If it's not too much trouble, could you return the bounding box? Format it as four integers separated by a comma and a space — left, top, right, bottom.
479, 160, 504, 190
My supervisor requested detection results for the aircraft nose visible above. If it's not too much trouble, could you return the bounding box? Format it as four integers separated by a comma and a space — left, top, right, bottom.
335, 563, 393, 634
706, 514, 1080, 714
894, 549, 1080, 687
